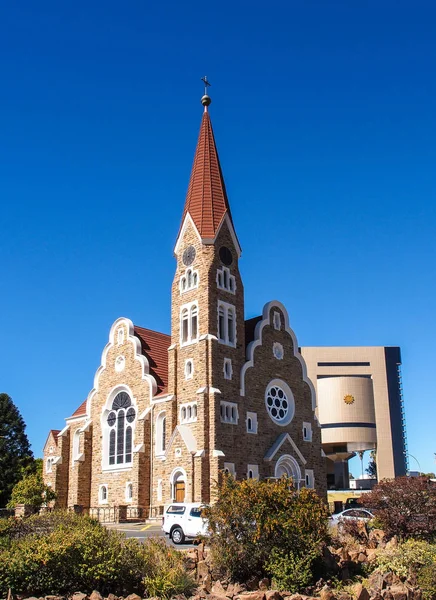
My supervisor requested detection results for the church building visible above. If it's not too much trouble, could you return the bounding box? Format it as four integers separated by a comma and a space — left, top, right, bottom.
43, 91, 326, 518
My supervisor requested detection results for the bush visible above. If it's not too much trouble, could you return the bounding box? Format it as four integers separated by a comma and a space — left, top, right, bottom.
417, 562, 436, 600
0, 511, 194, 597
7, 472, 56, 510
204, 475, 329, 584
266, 547, 319, 592
361, 477, 436, 540
374, 539, 436, 579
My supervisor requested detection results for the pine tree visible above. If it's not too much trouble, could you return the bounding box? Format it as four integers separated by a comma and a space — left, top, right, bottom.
0, 393, 34, 507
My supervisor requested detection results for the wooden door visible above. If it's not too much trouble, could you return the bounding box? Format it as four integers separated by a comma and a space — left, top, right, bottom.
175, 481, 185, 502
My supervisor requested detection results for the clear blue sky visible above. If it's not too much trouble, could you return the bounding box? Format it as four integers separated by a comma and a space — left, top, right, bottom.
1, 1, 435, 475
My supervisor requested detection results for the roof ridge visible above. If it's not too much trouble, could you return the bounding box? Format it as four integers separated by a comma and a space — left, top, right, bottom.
133, 325, 170, 339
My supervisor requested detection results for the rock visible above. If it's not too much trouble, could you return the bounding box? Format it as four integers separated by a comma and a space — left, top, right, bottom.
211, 582, 228, 597
71, 594, 87, 600
202, 574, 213, 593
369, 572, 385, 591
231, 584, 246, 597
320, 586, 336, 600
265, 592, 282, 600
45, 596, 65, 600
383, 573, 402, 588
246, 577, 260, 592
234, 593, 266, 600
89, 593, 103, 600
124, 595, 142, 600
197, 560, 210, 582
358, 553, 367, 563
388, 586, 408, 600
197, 542, 205, 561
225, 584, 236, 598
349, 551, 360, 562
353, 584, 370, 600
259, 579, 270, 591
385, 537, 398, 550
381, 591, 394, 600
106, 595, 117, 600
366, 549, 378, 563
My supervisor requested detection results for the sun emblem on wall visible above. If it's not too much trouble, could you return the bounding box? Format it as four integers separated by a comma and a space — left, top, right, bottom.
344, 394, 355, 405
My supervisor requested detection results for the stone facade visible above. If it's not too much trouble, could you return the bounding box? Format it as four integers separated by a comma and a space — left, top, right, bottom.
43, 102, 326, 517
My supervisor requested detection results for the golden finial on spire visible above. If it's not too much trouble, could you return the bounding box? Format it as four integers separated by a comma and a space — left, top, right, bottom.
201, 76, 211, 109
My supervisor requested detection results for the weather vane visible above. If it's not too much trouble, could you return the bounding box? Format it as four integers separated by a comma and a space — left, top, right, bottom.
201, 76, 211, 96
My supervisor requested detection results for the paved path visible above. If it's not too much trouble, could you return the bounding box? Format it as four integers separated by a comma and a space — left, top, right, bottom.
105, 522, 195, 550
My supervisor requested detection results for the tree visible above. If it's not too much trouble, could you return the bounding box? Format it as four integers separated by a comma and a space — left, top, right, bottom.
361, 476, 436, 540
0, 393, 34, 507
7, 471, 56, 509
366, 450, 377, 478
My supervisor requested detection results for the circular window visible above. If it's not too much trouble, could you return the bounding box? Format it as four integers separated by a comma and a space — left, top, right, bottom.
107, 411, 116, 427
265, 380, 295, 426
126, 407, 136, 423
219, 246, 233, 266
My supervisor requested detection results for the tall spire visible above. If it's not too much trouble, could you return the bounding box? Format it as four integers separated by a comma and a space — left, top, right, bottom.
180, 84, 234, 241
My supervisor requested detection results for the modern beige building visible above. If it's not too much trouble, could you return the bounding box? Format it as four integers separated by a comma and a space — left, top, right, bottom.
301, 346, 407, 488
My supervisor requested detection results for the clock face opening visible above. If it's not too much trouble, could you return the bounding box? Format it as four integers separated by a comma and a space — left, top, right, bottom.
182, 246, 196, 266
219, 246, 233, 266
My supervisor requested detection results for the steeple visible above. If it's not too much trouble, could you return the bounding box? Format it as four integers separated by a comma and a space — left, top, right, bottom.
176, 85, 240, 254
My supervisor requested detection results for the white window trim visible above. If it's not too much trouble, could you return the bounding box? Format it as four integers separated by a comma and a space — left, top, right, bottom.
247, 464, 259, 480
246, 411, 258, 434
125, 482, 133, 503
180, 301, 199, 346
46, 457, 54, 473
305, 469, 315, 489
184, 359, 194, 380
217, 300, 237, 347
180, 402, 198, 424
180, 267, 199, 294
101, 386, 137, 472
223, 358, 233, 380
73, 430, 81, 462
265, 379, 295, 426
220, 401, 239, 424
223, 462, 236, 477
302, 422, 312, 442
273, 311, 281, 330
99, 484, 108, 505
273, 342, 284, 360
155, 411, 166, 457
117, 327, 125, 345
216, 266, 236, 294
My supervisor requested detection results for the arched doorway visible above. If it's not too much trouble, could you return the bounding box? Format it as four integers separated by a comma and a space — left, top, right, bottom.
275, 455, 302, 489
170, 468, 187, 503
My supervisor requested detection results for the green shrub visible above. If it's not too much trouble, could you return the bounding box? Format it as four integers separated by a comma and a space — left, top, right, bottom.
266, 547, 319, 592
7, 472, 56, 510
0, 512, 194, 597
374, 539, 436, 579
142, 539, 195, 599
417, 562, 436, 600
204, 475, 329, 583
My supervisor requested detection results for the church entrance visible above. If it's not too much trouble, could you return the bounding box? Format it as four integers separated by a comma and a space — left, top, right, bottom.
175, 481, 185, 502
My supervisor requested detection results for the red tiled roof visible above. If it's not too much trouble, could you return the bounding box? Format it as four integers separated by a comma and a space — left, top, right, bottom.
71, 399, 87, 417
134, 326, 170, 394
50, 429, 61, 444
181, 109, 233, 239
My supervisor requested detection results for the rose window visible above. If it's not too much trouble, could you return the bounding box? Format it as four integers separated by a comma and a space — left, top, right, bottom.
265, 380, 295, 425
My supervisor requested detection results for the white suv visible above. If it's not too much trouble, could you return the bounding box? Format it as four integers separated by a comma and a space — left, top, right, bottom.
162, 502, 209, 544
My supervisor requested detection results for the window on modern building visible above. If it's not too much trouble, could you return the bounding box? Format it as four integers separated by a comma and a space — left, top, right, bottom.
223, 462, 236, 477
99, 485, 108, 504
246, 411, 258, 434
247, 464, 259, 480
106, 391, 136, 467
185, 359, 194, 379
273, 311, 281, 330
126, 482, 133, 502
217, 301, 236, 346
302, 422, 312, 442
180, 268, 199, 293
220, 401, 238, 424
155, 411, 166, 456
117, 328, 125, 345
180, 402, 197, 424
181, 303, 199, 345
217, 266, 236, 294
223, 358, 233, 380
157, 479, 163, 502
317, 362, 370, 367
305, 469, 315, 489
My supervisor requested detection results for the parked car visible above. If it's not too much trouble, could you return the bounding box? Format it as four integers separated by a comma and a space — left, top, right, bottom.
330, 508, 374, 531
162, 502, 209, 544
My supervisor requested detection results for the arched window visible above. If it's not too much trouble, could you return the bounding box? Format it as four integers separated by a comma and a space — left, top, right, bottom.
117, 328, 124, 345
228, 308, 235, 344
187, 269, 192, 288
106, 391, 136, 466
181, 308, 189, 343
185, 359, 193, 379
180, 303, 199, 345
156, 411, 166, 456
275, 455, 302, 489
99, 485, 108, 504
217, 301, 236, 346
191, 305, 198, 340
73, 429, 80, 461
126, 482, 133, 502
